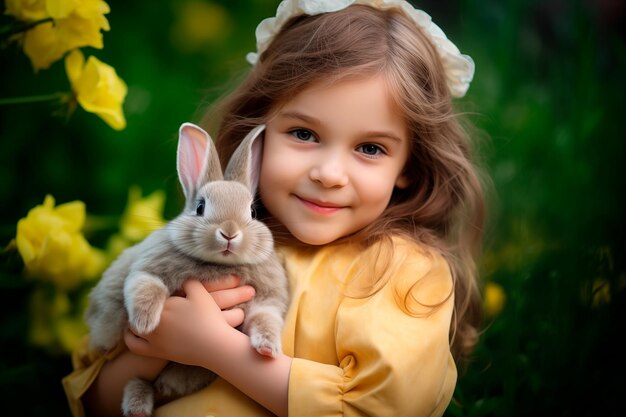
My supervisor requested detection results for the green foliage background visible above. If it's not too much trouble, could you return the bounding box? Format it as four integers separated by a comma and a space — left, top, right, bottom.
1, 0, 624, 415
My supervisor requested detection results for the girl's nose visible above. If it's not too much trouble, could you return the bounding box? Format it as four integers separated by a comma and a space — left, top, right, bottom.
309, 153, 349, 188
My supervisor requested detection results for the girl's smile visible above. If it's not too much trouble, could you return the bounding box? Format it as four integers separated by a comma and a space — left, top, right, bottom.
259, 75, 410, 246
295, 195, 347, 215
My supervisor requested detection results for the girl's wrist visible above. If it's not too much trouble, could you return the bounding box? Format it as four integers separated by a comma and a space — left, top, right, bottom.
141, 356, 169, 381
195, 322, 243, 371
190, 326, 292, 416
200, 323, 290, 374
123, 349, 169, 381
195, 325, 291, 417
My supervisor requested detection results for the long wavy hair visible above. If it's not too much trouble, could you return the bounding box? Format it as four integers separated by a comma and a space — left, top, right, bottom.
202, 5, 487, 366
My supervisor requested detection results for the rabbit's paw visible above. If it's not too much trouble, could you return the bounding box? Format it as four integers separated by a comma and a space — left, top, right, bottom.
249, 327, 282, 358
122, 378, 154, 417
129, 303, 162, 335
245, 305, 284, 357
155, 364, 216, 396
125, 272, 169, 335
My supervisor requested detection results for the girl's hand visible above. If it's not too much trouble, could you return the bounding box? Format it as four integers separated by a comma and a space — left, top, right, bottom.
124, 276, 255, 367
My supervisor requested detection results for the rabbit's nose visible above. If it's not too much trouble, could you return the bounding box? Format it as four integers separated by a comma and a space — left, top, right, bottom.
218, 220, 241, 242
220, 231, 239, 241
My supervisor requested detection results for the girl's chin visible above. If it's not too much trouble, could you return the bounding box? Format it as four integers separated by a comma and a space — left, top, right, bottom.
288, 228, 341, 246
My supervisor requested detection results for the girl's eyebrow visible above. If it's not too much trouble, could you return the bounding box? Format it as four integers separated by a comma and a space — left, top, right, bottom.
276, 110, 320, 125
362, 130, 404, 143
277, 110, 404, 143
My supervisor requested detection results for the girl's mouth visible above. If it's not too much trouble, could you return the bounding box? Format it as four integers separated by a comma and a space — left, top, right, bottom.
296, 195, 345, 214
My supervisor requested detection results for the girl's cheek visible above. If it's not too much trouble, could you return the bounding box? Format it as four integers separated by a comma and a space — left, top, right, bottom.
257, 159, 281, 205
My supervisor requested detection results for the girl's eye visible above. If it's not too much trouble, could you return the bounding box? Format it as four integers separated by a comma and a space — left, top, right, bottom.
289, 129, 316, 142
195, 199, 205, 216
357, 143, 384, 157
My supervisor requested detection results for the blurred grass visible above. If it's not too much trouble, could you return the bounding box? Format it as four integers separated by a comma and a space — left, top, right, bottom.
0, 0, 624, 415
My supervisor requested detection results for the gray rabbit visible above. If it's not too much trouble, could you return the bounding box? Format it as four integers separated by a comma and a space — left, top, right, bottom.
84, 123, 289, 417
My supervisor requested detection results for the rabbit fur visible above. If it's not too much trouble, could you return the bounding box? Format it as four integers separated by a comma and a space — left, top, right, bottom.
84, 123, 289, 417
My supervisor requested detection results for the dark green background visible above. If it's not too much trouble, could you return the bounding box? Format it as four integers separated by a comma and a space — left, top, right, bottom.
1, 0, 624, 415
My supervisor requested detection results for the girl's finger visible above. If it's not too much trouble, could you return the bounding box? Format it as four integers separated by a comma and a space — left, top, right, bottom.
222, 307, 245, 328
212, 285, 255, 310
172, 276, 240, 297
202, 275, 241, 293
181, 279, 208, 301
124, 327, 149, 354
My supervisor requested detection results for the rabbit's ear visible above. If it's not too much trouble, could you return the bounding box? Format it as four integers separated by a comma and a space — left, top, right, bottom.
224, 124, 265, 194
177, 123, 223, 200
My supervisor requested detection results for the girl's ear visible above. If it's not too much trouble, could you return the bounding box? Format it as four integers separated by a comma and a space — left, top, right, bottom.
224, 124, 265, 194
395, 174, 410, 189
177, 123, 223, 201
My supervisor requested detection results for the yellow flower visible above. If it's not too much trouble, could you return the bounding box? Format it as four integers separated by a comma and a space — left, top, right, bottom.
106, 187, 167, 259
105, 232, 132, 261
16, 195, 106, 290
65, 49, 127, 130
119, 186, 166, 242
55, 313, 89, 353
46, 0, 82, 18
28, 287, 89, 353
4, 0, 47, 21
16, 0, 111, 71
483, 282, 506, 318
591, 278, 611, 307
29, 287, 66, 350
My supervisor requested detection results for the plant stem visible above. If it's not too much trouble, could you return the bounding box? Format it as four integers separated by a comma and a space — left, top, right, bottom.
0, 17, 55, 38
0, 92, 69, 105
84, 215, 121, 233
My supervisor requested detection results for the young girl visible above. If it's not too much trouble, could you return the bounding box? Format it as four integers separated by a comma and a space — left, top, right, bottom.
63, 1, 486, 416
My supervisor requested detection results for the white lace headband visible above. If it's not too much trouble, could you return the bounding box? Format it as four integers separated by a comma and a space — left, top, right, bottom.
246, 0, 475, 98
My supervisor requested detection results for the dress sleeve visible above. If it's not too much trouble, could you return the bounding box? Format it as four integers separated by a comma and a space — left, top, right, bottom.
287, 248, 457, 417
61, 335, 124, 417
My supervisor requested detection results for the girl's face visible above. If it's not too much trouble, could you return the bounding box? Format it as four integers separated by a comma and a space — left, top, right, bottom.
259, 75, 410, 246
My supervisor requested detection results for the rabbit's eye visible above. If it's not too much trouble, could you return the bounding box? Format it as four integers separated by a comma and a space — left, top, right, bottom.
195, 199, 205, 216
250, 205, 257, 219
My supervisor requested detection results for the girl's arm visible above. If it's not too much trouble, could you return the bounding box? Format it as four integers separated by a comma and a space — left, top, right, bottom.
83, 349, 167, 417
124, 279, 292, 417
285, 246, 457, 417
83, 276, 255, 417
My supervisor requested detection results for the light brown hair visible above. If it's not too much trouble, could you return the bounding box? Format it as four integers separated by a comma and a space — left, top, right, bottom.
202, 5, 487, 366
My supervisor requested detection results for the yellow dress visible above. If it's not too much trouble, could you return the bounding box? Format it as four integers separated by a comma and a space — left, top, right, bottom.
63, 236, 457, 417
